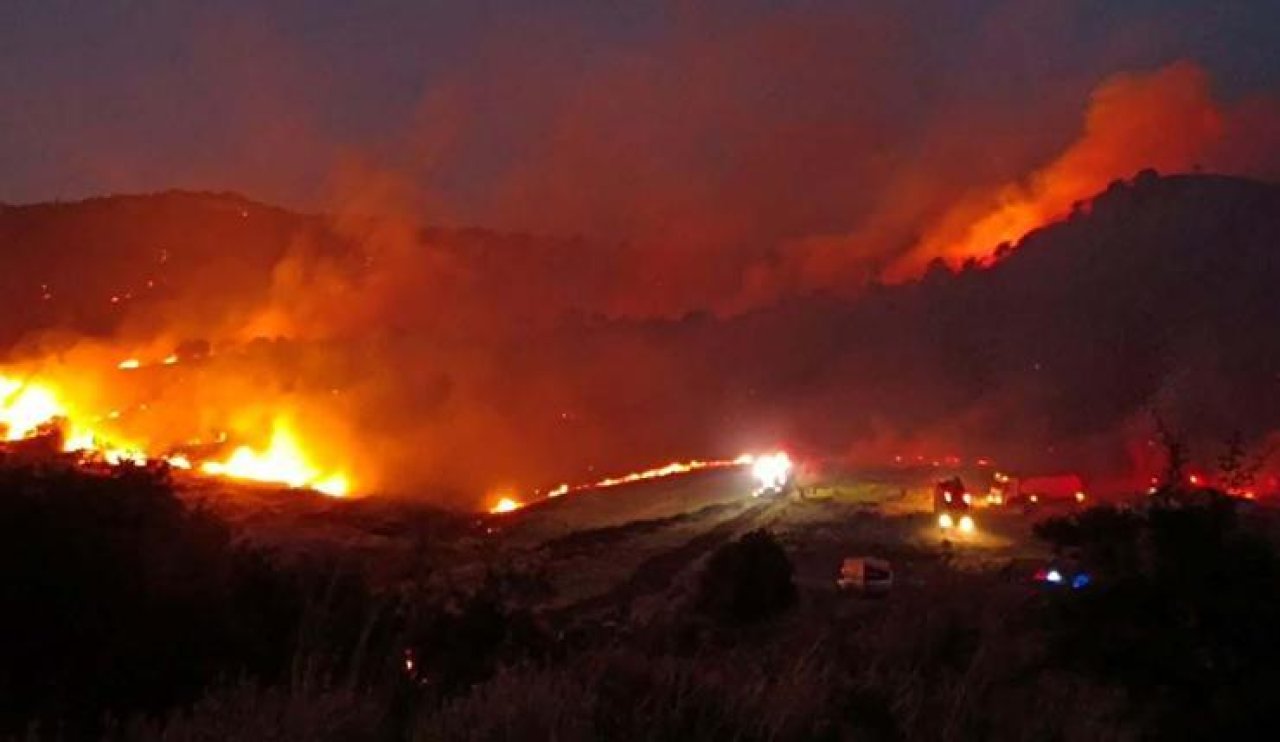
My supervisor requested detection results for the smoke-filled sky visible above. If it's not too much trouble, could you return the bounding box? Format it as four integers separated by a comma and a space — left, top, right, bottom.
7, 0, 1279, 314
4, 1, 1280, 504
3, 1, 1279, 211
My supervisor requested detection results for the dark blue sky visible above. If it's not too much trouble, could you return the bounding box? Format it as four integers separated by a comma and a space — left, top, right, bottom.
2, 0, 1277, 226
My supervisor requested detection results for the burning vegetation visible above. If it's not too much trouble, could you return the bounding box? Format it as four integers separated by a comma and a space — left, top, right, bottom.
6, 4, 1280, 737
487, 451, 792, 514
0, 359, 350, 497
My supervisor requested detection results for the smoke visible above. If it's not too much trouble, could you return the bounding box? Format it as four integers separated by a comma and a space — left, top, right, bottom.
750, 61, 1280, 293
434, 49, 1277, 310
886, 62, 1224, 279
4, 1, 1280, 509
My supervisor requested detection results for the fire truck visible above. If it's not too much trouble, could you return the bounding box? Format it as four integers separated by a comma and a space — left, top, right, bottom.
933, 476, 975, 533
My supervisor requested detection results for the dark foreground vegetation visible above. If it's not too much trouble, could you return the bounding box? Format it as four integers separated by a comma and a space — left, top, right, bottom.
5, 463, 1280, 740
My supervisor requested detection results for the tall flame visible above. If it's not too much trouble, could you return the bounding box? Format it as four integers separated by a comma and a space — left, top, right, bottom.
0, 370, 350, 497
199, 422, 349, 497
0, 378, 64, 440
887, 62, 1225, 279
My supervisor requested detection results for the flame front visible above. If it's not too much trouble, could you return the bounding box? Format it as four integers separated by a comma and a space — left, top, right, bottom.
200, 422, 349, 497
496, 452, 769, 512
0, 369, 350, 497
0, 378, 64, 441
590, 454, 755, 490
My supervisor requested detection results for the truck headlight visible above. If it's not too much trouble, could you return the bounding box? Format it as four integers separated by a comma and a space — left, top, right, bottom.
938, 513, 954, 529
959, 515, 975, 533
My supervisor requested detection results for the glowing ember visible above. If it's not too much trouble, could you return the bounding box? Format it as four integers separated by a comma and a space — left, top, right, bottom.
200, 422, 348, 496
490, 496, 522, 514
117, 359, 141, 370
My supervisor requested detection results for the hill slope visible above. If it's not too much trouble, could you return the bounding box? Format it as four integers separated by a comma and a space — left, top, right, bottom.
2, 172, 1278, 497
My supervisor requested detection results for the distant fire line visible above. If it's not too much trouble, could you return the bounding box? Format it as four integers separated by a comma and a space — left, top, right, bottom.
487, 452, 769, 514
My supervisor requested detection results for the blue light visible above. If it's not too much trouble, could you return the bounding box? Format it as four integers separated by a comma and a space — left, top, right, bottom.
1046, 569, 1063, 584
1071, 573, 1091, 589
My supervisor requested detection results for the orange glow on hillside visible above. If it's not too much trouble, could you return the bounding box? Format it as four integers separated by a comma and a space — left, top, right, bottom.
506, 452, 772, 511
489, 496, 522, 514
888, 62, 1226, 279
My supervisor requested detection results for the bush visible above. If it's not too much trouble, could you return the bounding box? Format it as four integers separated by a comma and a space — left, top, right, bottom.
415, 647, 844, 741
399, 565, 553, 697
0, 464, 305, 736
695, 529, 796, 624
1035, 496, 1280, 737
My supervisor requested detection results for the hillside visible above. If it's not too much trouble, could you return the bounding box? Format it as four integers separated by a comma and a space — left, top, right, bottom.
2, 172, 1279, 496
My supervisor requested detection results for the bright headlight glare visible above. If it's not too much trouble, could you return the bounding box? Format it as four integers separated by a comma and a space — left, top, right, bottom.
938, 513, 954, 529
959, 515, 975, 533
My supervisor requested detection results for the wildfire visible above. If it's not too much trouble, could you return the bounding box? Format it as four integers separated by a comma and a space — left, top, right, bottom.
490, 496, 522, 514
589, 454, 755, 490
887, 62, 1226, 279
498, 451, 787, 512
199, 422, 349, 497
0, 371, 350, 497
0, 377, 64, 440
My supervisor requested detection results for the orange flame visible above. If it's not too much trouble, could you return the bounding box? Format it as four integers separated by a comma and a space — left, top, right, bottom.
489, 496, 522, 514
588, 453, 755, 490
199, 422, 349, 496
506, 452, 762, 511
0, 370, 350, 497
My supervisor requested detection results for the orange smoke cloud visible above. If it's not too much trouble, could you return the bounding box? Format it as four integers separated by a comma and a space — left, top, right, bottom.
886, 62, 1224, 279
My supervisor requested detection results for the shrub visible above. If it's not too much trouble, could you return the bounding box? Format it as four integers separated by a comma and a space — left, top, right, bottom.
695, 529, 796, 624
1035, 496, 1280, 738
0, 464, 304, 736
399, 566, 552, 696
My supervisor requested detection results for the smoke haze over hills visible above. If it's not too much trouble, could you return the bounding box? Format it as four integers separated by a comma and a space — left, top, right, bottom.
5, 4, 1280, 504
3, 171, 1280, 505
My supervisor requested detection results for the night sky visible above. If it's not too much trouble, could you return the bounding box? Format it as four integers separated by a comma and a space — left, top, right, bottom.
3, 0, 1278, 225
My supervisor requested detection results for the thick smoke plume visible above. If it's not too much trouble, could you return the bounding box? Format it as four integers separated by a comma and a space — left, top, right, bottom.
755, 61, 1279, 295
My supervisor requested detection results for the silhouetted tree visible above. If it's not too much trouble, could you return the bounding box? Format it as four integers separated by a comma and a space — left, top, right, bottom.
1217, 431, 1267, 494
